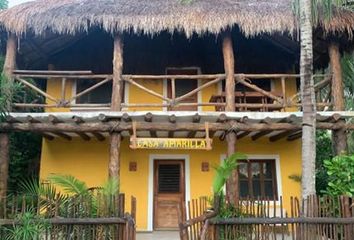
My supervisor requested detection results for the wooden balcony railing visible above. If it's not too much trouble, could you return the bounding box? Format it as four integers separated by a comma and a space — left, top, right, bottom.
11, 70, 332, 112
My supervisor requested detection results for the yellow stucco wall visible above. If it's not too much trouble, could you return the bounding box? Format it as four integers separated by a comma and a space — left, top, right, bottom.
46, 78, 73, 112
41, 75, 302, 231
40, 137, 301, 231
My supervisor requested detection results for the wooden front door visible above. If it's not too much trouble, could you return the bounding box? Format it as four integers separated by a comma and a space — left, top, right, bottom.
154, 160, 185, 230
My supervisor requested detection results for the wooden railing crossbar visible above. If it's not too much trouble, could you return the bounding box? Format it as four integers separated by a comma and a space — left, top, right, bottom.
11, 71, 333, 111
70, 77, 113, 102
14, 77, 58, 103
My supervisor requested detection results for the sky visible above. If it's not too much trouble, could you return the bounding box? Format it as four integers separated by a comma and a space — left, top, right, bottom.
8, 0, 31, 7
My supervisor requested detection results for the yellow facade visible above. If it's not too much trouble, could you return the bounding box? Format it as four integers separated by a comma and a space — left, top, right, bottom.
40, 137, 301, 231
40, 76, 302, 231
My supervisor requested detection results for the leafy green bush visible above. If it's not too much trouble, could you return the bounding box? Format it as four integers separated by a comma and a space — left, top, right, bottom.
322, 154, 354, 197
2, 209, 49, 240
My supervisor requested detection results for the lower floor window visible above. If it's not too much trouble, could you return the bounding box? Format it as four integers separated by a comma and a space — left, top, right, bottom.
238, 159, 278, 200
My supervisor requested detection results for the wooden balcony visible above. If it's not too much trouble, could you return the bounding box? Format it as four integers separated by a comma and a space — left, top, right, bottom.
11, 70, 332, 112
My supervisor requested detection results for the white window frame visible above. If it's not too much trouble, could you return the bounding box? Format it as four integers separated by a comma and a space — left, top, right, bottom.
163, 67, 202, 112
220, 154, 282, 205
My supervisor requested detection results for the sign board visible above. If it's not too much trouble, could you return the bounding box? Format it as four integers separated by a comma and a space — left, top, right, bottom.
130, 137, 212, 150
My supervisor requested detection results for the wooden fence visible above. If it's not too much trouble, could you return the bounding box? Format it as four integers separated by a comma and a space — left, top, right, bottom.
179, 195, 354, 240
0, 193, 136, 240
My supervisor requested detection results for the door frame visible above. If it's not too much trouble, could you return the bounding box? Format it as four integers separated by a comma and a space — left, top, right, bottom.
148, 154, 191, 231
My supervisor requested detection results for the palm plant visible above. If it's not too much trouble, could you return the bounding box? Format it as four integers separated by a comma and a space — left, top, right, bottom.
213, 153, 246, 196
2, 209, 49, 240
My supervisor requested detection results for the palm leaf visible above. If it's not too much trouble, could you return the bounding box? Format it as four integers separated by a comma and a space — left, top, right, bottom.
48, 174, 88, 196
213, 153, 247, 195
101, 177, 119, 196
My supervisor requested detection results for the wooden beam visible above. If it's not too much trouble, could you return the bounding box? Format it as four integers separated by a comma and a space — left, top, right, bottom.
169, 115, 177, 124
109, 133, 121, 178
41, 133, 55, 141
251, 118, 273, 141
109, 35, 124, 180
15, 77, 59, 104
5, 116, 21, 123
92, 132, 106, 141
76, 132, 91, 141
27, 115, 41, 123
144, 112, 153, 122
329, 43, 345, 111
287, 131, 302, 141
269, 129, 299, 142
0, 34, 17, 199
70, 77, 112, 102
0, 134, 10, 199
51, 132, 72, 141
187, 114, 202, 138
73, 116, 85, 124
48, 115, 63, 124
1, 121, 353, 133
217, 113, 228, 123
222, 32, 238, 205
329, 43, 347, 155
168, 115, 176, 138
13, 70, 93, 75
122, 113, 132, 122
111, 35, 124, 111
237, 131, 251, 140
144, 113, 157, 138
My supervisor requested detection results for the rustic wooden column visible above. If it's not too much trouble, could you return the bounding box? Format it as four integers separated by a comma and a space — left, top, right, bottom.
328, 43, 347, 155
0, 34, 17, 198
222, 32, 238, 204
109, 35, 123, 178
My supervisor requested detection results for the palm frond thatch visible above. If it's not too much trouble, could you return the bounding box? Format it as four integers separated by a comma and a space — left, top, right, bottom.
0, 0, 354, 38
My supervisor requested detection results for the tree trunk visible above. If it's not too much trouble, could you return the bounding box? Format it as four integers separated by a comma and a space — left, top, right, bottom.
0, 34, 17, 198
222, 32, 239, 204
109, 35, 124, 179
300, 0, 316, 199
328, 43, 347, 155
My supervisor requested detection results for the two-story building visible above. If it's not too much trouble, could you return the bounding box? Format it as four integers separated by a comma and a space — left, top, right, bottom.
0, 0, 354, 232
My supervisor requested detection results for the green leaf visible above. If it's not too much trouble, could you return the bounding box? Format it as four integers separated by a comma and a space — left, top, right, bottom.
48, 174, 88, 196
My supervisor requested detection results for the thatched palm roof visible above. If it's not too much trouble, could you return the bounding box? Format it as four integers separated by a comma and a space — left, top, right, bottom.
0, 0, 354, 38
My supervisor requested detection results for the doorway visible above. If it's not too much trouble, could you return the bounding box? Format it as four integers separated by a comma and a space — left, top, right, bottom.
153, 160, 185, 230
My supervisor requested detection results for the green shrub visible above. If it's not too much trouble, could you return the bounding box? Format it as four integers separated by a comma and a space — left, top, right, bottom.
322, 154, 354, 197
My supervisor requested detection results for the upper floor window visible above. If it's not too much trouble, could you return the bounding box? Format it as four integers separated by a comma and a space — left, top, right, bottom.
167, 68, 199, 111
239, 159, 278, 200
76, 79, 112, 104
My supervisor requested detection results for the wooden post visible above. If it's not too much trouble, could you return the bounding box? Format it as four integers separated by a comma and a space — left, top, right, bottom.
222, 32, 238, 205
109, 35, 124, 179
328, 43, 347, 155
0, 34, 17, 198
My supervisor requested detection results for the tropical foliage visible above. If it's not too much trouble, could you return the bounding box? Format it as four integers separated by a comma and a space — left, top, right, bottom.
322, 154, 354, 197
212, 153, 246, 196
2, 210, 49, 240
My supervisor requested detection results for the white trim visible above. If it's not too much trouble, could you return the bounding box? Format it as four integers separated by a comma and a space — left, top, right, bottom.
220, 154, 282, 204
197, 79, 202, 112
147, 154, 191, 231
71, 79, 77, 105
162, 79, 168, 112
